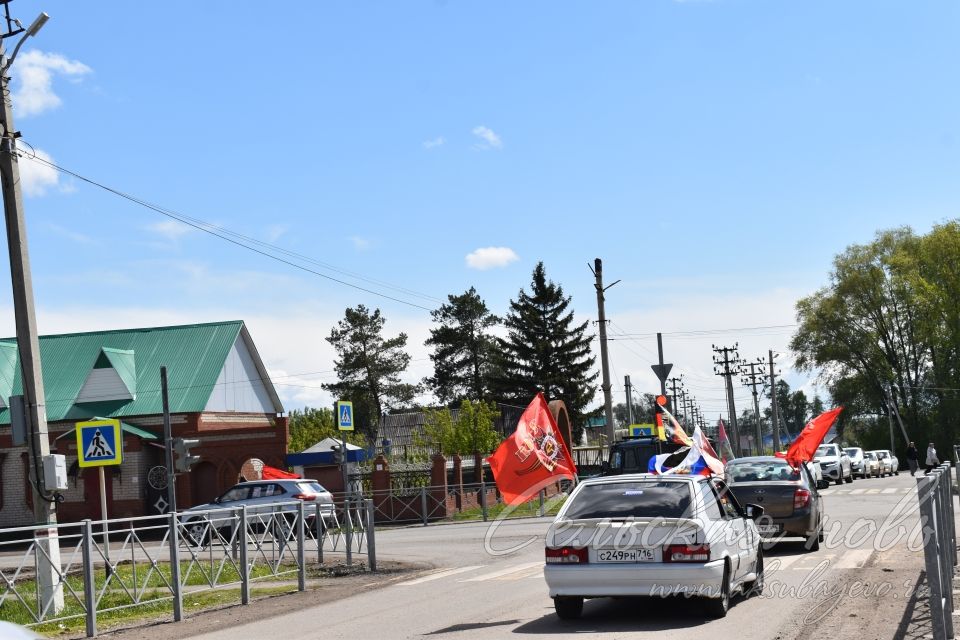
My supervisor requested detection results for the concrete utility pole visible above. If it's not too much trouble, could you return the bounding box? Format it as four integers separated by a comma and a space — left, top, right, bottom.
768, 350, 781, 452
742, 359, 765, 455
0, 6, 61, 613
668, 376, 683, 427
624, 375, 633, 426
590, 259, 619, 446
713, 344, 742, 457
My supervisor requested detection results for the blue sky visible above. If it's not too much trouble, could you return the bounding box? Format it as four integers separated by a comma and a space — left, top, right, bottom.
2, 0, 958, 422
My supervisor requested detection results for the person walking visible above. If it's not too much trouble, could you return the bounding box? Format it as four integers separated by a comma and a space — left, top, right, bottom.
906, 442, 919, 476
925, 442, 939, 474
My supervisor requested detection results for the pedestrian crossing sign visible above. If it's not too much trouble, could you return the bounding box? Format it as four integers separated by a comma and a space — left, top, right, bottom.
335, 400, 354, 431
76, 419, 123, 467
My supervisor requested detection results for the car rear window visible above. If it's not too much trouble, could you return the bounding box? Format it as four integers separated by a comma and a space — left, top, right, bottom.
297, 482, 327, 494
562, 481, 693, 520
726, 460, 800, 482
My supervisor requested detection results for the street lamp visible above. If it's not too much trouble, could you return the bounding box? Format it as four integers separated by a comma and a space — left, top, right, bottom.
0, 3, 61, 614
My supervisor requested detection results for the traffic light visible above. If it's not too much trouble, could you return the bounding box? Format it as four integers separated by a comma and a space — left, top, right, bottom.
173, 437, 201, 473
330, 444, 344, 465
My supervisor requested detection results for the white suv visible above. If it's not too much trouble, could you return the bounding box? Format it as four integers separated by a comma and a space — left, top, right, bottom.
815, 444, 853, 485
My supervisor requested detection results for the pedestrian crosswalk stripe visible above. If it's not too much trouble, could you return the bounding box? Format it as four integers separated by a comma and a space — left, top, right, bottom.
461, 561, 544, 582
397, 565, 482, 586
881, 488, 899, 494
766, 555, 805, 571
500, 565, 544, 581
849, 489, 866, 495
865, 489, 882, 494
834, 549, 872, 569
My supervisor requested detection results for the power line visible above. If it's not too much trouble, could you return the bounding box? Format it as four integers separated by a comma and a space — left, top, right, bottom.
16, 149, 441, 311
610, 324, 797, 338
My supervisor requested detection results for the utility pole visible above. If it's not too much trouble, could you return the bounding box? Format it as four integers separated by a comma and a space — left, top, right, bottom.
624, 375, 633, 426
742, 359, 765, 455
161, 367, 177, 514
768, 350, 781, 452
0, 6, 61, 614
678, 388, 689, 427
668, 375, 683, 428
713, 344, 742, 457
590, 259, 619, 447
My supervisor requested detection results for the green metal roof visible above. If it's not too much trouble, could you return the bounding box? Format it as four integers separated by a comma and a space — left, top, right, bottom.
0, 320, 248, 424
53, 419, 159, 441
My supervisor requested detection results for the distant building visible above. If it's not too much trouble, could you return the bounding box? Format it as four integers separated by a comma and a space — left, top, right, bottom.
0, 321, 286, 526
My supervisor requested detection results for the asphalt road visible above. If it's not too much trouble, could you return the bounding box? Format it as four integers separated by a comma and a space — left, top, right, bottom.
181, 471, 927, 640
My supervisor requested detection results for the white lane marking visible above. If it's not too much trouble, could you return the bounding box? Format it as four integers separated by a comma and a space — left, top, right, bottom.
835, 549, 872, 569
461, 561, 544, 582
865, 489, 882, 494
787, 552, 838, 571
766, 555, 805, 571
397, 565, 482, 586
881, 488, 899, 494
850, 489, 866, 495
501, 565, 545, 581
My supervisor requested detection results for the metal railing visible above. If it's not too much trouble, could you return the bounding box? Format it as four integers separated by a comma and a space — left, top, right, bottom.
917, 463, 958, 640
0, 497, 377, 637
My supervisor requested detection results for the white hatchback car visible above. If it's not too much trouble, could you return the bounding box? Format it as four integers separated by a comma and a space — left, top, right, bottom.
544, 474, 763, 619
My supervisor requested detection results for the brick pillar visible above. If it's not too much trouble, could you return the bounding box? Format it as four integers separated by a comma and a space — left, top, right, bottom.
430, 454, 447, 521
452, 454, 463, 510
371, 455, 390, 519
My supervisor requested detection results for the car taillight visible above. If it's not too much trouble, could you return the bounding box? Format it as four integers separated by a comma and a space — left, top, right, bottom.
794, 488, 811, 509
545, 547, 588, 564
293, 493, 317, 501
664, 544, 710, 562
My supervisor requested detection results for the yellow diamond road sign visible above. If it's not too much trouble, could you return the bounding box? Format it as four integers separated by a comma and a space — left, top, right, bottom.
76, 419, 123, 467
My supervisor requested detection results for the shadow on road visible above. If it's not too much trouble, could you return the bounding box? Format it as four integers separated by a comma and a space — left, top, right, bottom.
512, 594, 734, 634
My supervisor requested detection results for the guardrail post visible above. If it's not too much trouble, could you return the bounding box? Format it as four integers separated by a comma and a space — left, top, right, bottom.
239, 505, 250, 605
297, 501, 306, 591
919, 473, 949, 640
480, 478, 488, 522
82, 519, 97, 638
345, 496, 353, 566
315, 502, 324, 565
421, 487, 428, 526
365, 499, 377, 571
167, 512, 183, 622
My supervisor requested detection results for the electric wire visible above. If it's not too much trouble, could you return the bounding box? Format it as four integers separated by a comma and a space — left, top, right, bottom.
15, 149, 441, 311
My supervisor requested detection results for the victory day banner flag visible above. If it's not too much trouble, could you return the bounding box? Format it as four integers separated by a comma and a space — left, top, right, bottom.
717, 418, 736, 463
487, 393, 577, 505
783, 407, 844, 469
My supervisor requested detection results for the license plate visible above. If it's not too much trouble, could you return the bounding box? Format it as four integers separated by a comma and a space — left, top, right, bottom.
596, 549, 656, 563
758, 524, 781, 536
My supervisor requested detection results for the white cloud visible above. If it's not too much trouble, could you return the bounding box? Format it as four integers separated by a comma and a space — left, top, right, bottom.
146, 219, 194, 242
422, 137, 445, 149
351, 236, 371, 251
465, 246, 519, 270
471, 125, 502, 150
265, 224, 288, 243
19, 146, 60, 196
12, 50, 92, 118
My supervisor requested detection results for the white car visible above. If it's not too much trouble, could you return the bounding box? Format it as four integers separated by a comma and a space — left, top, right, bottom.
870, 450, 896, 476
864, 451, 881, 477
805, 460, 829, 489
844, 447, 868, 479
544, 474, 763, 619
815, 444, 853, 485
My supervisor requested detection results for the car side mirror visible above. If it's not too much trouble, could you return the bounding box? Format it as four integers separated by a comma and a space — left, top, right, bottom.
745, 504, 764, 521
812, 458, 820, 463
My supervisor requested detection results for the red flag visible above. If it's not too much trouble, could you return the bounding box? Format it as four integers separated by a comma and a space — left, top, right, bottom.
784, 407, 844, 468
487, 393, 577, 505
717, 418, 735, 463
262, 465, 300, 480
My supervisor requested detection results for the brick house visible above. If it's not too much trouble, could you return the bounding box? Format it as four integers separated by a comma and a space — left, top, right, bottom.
0, 320, 287, 526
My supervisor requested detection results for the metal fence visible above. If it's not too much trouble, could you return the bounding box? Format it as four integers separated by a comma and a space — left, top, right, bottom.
917, 463, 958, 640
0, 497, 376, 637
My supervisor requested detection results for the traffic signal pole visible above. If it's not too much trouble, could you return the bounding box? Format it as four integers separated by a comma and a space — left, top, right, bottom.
162, 366, 177, 514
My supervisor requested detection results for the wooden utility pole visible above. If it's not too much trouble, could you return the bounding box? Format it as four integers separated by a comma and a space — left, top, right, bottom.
713, 344, 742, 457
590, 259, 618, 446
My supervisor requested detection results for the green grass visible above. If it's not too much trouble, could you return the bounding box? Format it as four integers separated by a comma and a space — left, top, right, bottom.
451, 495, 567, 521
0, 557, 318, 636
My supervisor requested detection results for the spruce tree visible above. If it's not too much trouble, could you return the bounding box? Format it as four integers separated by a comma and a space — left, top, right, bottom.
491, 262, 597, 441
424, 287, 499, 405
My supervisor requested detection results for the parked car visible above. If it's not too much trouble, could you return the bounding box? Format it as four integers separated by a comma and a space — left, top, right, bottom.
872, 450, 897, 476
844, 447, 868, 479
725, 456, 825, 551
544, 473, 763, 619
864, 451, 881, 477
805, 460, 829, 489
181, 479, 335, 546
815, 444, 853, 485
